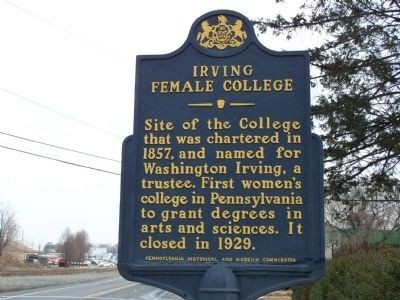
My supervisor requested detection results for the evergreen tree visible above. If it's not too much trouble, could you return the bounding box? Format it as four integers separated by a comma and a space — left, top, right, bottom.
255, 0, 400, 198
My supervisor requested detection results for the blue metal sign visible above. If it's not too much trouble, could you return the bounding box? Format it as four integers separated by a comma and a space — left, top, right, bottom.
119, 10, 324, 300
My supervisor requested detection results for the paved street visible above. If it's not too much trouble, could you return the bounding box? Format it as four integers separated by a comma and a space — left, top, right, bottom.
0, 275, 291, 300
0, 276, 183, 300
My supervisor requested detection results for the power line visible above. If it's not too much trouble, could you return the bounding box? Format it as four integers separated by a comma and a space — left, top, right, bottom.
6, 0, 130, 64
0, 131, 121, 163
0, 144, 120, 176
0, 88, 123, 139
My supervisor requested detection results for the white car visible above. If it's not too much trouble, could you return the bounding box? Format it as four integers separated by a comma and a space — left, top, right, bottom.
98, 261, 114, 267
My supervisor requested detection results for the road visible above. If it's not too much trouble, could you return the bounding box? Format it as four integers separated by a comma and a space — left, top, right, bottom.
0, 276, 183, 300
0, 275, 291, 300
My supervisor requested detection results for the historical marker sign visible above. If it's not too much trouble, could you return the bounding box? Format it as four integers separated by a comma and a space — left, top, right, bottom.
119, 10, 324, 300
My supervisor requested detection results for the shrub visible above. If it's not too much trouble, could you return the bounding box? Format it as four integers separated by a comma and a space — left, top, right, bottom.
292, 248, 400, 300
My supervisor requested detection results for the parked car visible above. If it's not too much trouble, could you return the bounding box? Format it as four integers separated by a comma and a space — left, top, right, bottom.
58, 258, 69, 267
83, 260, 91, 267
26, 254, 39, 264
90, 260, 99, 266
98, 261, 115, 267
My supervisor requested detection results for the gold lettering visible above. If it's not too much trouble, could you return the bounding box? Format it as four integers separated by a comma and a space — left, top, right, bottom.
141, 178, 194, 189
192, 65, 253, 78
241, 179, 300, 190
160, 81, 168, 93
293, 165, 302, 174
273, 80, 283, 91
209, 192, 303, 208
150, 80, 214, 93
156, 65, 292, 93
211, 206, 275, 223
169, 81, 180, 92
192, 65, 198, 77
238, 117, 301, 132
276, 147, 301, 159
284, 79, 293, 91
140, 192, 188, 207
201, 177, 234, 189
151, 81, 159, 93
140, 223, 172, 234
178, 147, 206, 159
231, 65, 240, 76
263, 79, 271, 91
140, 236, 186, 249
178, 222, 205, 234
160, 209, 203, 222
215, 147, 264, 159
243, 65, 253, 76
206, 131, 279, 144
144, 119, 174, 131
200, 65, 208, 77
182, 81, 194, 92
223, 79, 293, 92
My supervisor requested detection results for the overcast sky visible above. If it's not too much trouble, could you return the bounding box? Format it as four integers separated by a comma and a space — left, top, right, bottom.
0, 0, 322, 249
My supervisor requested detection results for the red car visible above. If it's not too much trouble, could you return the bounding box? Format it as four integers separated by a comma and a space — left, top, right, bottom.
58, 258, 69, 267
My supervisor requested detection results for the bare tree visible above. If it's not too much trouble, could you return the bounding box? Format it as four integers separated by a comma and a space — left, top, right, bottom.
57, 228, 90, 264
326, 181, 400, 255
57, 227, 73, 262
74, 230, 90, 263
0, 202, 18, 260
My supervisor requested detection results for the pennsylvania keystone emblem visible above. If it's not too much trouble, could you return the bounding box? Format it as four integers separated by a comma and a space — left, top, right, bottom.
197, 15, 247, 50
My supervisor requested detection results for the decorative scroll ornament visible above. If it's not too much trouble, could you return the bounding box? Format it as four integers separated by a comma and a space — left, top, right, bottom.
197, 15, 247, 50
